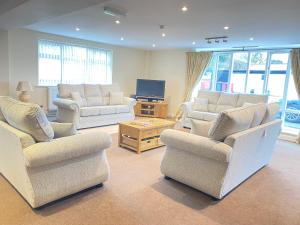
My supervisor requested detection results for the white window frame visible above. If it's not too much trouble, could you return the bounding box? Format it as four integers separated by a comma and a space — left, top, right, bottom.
38, 39, 113, 86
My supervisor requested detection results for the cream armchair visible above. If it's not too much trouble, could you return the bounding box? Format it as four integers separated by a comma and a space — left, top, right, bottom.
161, 103, 281, 199
0, 121, 111, 208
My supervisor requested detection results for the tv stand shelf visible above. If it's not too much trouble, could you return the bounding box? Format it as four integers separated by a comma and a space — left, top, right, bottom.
134, 101, 168, 119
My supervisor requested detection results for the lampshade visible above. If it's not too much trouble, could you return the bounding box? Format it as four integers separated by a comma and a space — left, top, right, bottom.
16, 81, 33, 92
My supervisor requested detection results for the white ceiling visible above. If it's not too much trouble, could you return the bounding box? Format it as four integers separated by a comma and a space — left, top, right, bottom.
1, 0, 300, 50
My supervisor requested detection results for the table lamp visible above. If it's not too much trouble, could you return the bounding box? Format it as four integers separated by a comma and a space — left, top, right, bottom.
16, 81, 33, 102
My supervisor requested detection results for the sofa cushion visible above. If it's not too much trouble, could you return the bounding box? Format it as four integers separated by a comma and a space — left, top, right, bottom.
208, 105, 255, 141
261, 102, 280, 124
80, 105, 130, 117
110, 92, 124, 105
217, 92, 239, 106
192, 98, 208, 112
188, 111, 218, 121
0, 121, 36, 148
190, 119, 213, 137
1, 98, 54, 142
236, 94, 268, 107
51, 122, 77, 138
84, 84, 101, 97
58, 84, 85, 98
115, 105, 130, 113
0, 96, 7, 122
71, 92, 87, 107
215, 105, 235, 113
249, 103, 267, 127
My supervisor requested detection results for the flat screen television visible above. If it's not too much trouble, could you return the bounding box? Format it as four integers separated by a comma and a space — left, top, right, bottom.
136, 79, 165, 100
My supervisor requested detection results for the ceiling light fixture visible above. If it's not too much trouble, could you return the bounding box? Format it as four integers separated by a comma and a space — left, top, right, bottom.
181, 6, 188, 12
162, 33, 166, 37
120, 37, 124, 41
249, 37, 254, 41
75, 27, 80, 31
192, 41, 196, 45
224, 26, 229, 30
115, 20, 120, 24
152, 44, 156, 48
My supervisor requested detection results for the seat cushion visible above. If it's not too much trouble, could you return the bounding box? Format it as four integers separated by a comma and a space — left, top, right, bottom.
0, 98, 54, 142
188, 111, 218, 121
80, 105, 130, 117
208, 105, 256, 141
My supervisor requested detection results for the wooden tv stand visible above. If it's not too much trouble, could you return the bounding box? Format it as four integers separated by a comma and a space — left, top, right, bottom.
134, 101, 168, 119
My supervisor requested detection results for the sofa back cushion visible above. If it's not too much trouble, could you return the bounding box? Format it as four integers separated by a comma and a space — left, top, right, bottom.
215, 92, 239, 113
197, 91, 221, 113
208, 105, 257, 141
236, 94, 268, 107
261, 102, 280, 124
84, 84, 105, 106
0, 97, 54, 142
192, 97, 208, 112
101, 84, 121, 105
58, 84, 85, 99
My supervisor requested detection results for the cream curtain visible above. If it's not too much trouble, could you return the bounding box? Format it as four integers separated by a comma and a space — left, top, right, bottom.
175, 51, 212, 119
291, 49, 300, 143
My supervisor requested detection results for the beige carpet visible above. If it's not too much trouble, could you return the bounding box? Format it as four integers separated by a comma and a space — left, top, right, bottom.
1, 133, 300, 225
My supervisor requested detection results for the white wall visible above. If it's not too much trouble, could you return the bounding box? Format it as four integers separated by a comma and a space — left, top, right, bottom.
0, 29, 9, 95
6, 28, 188, 117
146, 50, 186, 117
7, 29, 147, 108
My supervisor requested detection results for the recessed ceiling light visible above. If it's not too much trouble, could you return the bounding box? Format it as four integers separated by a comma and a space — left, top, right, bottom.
115, 20, 120, 24
224, 26, 229, 30
162, 33, 166, 37
120, 37, 124, 41
75, 27, 80, 31
192, 41, 196, 45
181, 6, 188, 12
249, 37, 254, 41
152, 43, 156, 48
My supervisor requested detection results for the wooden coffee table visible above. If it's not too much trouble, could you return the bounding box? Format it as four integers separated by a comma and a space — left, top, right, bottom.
118, 118, 176, 154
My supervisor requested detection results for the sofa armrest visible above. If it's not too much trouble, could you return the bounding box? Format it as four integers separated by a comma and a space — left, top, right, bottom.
23, 132, 112, 168
123, 97, 137, 108
53, 98, 79, 111
181, 102, 193, 115
161, 129, 232, 162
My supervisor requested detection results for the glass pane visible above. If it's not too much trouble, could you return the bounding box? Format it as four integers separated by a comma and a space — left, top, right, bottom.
230, 52, 248, 93
284, 75, 300, 132
216, 54, 231, 92
246, 52, 267, 94
267, 53, 289, 103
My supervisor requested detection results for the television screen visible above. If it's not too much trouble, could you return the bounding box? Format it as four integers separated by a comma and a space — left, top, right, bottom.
136, 79, 165, 99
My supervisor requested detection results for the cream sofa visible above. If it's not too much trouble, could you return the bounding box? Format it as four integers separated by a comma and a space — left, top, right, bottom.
0, 97, 111, 208
161, 102, 281, 199
53, 84, 136, 129
181, 90, 268, 128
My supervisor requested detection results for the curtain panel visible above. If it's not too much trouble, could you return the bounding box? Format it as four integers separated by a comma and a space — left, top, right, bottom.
175, 51, 212, 120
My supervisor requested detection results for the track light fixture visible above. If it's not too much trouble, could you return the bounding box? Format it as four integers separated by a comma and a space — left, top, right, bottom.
205, 36, 228, 44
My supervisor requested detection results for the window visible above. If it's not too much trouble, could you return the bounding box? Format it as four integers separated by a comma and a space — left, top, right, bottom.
193, 50, 299, 133
38, 40, 113, 86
